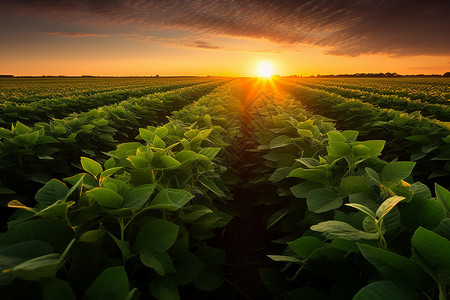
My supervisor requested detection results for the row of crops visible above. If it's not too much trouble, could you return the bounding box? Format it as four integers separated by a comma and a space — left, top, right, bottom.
0, 77, 449, 299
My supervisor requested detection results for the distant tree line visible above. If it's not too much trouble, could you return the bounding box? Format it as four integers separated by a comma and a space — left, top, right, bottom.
288, 72, 450, 78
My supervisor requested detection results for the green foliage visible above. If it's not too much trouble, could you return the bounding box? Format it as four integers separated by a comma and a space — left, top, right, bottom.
0, 80, 240, 299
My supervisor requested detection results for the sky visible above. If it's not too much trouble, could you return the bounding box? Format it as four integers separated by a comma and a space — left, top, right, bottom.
1, 0, 450, 77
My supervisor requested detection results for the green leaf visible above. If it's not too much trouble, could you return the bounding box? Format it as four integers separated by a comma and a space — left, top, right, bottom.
40, 278, 76, 300
193, 247, 225, 291
340, 176, 371, 194
290, 182, 323, 198
174, 150, 198, 164
411, 227, 450, 274
149, 189, 194, 211
435, 183, 450, 214
376, 196, 405, 220
86, 188, 124, 208
140, 250, 175, 276
328, 141, 351, 156
149, 276, 179, 300
79, 229, 105, 243
13, 121, 32, 134
11, 239, 74, 282
36, 200, 73, 218
160, 155, 181, 169
288, 168, 328, 184
139, 128, 154, 141
350, 140, 385, 157
295, 158, 320, 168
179, 205, 213, 223
83, 266, 130, 300
311, 221, 379, 240
269, 167, 291, 183
127, 156, 149, 169
400, 197, 446, 232
100, 167, 123, 178
266, 208, 289, 229
0, 219, 74, 253
171, 247, 203, 286
107, 232, 131, 260
198, 147, 220, 160
135, 218, 179, 252
155, 126, 169, 138
346, 203, 376, 219
353, 281, 410, 300
104, 157, 116, 170
381, 162, 415, 186
123, 184, 156, 209
81, 157, 103, 177
341, 130, 359, 142
12, 254, 62, 281
327, 131, 346, 142
199, 178, 225, 197
267, 255, 302, 263
153, 135, 166, 149
358, 243, 432, 290
35, 179, 69, 206
306, 188, 343, 213
436, 218, 450, 239
270, 135, 291, 149
288, 236, 324, 259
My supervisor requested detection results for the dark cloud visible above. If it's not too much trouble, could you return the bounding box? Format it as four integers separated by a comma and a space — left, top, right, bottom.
47, 32, 111, 37
189, 41, 223, 50
3, 0, 450, 56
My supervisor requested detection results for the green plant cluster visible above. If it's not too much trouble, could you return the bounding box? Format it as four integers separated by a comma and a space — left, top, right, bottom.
0, 77, 216, 104
250, 100, 449, 299
287, 84, 450, 184
292, 78, 450, 105
0, 81, 227, 206
300, 82, 450, 121
0, 82, 242, 299
0, 79, 212, 124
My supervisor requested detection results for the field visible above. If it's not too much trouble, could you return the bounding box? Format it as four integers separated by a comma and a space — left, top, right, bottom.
0, 77, 449, 300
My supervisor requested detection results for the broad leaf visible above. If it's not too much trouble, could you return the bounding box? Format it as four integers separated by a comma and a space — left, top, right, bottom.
306, 188, 342, 213
311, 221, 379, 240
288, 236, 324, 259
135, 218, 179, 252
381, 162, 415, 186
86, 188, 124, 208
123, 184, 156, 209
140, 250, 175, 276
149, 189, 194, 211
353, 281, 410, 300
83, 266, 130, 300
376, 196, 405, 220
35, 179, 69, 206
81, 157, 103, 177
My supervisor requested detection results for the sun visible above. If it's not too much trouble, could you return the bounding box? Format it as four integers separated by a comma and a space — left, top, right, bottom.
258, 62, 273, 78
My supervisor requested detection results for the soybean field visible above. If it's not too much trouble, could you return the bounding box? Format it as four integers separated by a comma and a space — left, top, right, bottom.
0, 77, 449, 300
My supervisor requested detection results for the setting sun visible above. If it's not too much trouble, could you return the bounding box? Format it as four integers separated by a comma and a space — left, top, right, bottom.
258, 62, 273, 77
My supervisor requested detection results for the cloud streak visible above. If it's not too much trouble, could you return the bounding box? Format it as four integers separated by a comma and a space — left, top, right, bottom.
4, 0, 450, 56
47, 32, 111, 37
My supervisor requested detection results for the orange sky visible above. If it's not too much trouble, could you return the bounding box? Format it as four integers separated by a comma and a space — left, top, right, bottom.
1, 1, 450, 76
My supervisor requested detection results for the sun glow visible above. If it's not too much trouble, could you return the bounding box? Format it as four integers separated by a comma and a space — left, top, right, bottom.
258, 61, 273, 78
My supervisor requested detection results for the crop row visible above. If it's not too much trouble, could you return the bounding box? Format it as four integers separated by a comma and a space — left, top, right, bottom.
246, 86, 450, 299
297, 81, 450, 121
284, 83, 450, 186
290, 78, 450, 105
0, 79, 245, 299
0, 80, 228, 208
0, 79, 218, 124
0, 77, 216, 103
